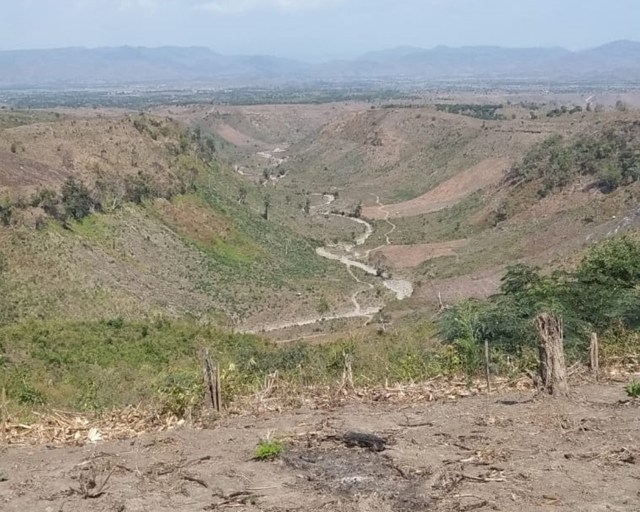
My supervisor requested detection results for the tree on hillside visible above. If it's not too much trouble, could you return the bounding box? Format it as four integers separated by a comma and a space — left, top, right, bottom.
237, 186, 248, 205
0, 197, 13, 227
263, 194, 271, 220
61, 177, 94, 221
438, 236, 640, 355
0, 252, 11, 325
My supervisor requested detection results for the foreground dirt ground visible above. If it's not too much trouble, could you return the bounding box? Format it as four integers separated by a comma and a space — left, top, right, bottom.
1, 383, 638, 512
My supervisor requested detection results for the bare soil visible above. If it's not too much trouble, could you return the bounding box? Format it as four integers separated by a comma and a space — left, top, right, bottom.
363, 158, 509, 220
372, 240, 467, 268
2, 383, 638, 511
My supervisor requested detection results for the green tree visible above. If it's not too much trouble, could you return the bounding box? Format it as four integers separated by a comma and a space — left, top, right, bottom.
0, 197, 13, 227
61, 177, 94, 220
237, 186, 248, 205
263, 194, 271, 220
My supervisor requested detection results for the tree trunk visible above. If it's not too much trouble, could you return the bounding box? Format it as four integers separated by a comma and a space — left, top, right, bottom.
535, 313, 569, 397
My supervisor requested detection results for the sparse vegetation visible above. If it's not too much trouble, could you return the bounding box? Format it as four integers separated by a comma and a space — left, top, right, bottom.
439, 237, 640, 360
254, 438, 284, 460
508, 122, 640, 196
436, 103, 504, 120
625, 381, 640, 398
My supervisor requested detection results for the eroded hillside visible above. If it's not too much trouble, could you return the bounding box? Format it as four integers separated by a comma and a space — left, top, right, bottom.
0, 109, 358, 329
191, 102, 640, 327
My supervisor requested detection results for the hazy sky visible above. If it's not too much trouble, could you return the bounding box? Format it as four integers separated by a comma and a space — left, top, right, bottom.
1, 0, 639, 60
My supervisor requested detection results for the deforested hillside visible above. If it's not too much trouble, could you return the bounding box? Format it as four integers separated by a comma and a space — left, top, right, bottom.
267, 105, 556, 204
199, 102, 640, 322
0, 109, 357, 329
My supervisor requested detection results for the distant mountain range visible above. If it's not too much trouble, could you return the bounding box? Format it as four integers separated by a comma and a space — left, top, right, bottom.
1, 41, 640, 87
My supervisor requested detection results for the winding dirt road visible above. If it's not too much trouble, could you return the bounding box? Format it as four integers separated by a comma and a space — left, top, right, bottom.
246, 193, 413, 334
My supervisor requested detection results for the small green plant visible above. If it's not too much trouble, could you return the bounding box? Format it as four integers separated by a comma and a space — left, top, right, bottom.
254, 437, 284, 460
625, 381, 640, 398
157, 371, 203, 417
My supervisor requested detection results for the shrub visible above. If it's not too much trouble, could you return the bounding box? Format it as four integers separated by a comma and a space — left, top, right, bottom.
254, 438, 284, 460
0, 199, 13, 227
34, 188, 61, 219
157, 371, 203, 417
123, 172, 153, 204
61, 177, 94, 220
439, 237, 640, 358
625, 381, 640, 398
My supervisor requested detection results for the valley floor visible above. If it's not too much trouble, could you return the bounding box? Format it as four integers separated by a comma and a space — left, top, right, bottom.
1, 383, 638, 511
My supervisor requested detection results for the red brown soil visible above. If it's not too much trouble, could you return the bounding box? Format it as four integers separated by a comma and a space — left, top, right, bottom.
416, 268, 504, 303
363, 158, 509, 220
372, 240, 467, 268
0, 149, 69, 191
1, 383, 638, 511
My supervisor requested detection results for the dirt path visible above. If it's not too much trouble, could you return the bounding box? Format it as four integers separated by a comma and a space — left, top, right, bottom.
362, 194, 396, 259
248, 193, 413, 334
250, 214, 381, 333
2, 384, 638, 512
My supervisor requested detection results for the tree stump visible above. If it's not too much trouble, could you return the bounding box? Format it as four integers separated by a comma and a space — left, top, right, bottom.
535, 313, 569, 397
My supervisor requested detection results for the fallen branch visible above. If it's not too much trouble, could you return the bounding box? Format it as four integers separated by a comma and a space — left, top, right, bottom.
182, 474, 209, 488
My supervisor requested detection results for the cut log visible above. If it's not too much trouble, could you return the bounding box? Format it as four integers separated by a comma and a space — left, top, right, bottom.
535, 313, 569, 397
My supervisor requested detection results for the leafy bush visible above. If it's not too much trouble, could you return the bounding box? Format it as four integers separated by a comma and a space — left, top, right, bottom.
436, 104, 503, 120
625, 381, 640, 398
61, 177, 95, 220
439, 237, 640, 358
508, 123, 640, 195
254, 438, 284, 460
157, 371, 203, 417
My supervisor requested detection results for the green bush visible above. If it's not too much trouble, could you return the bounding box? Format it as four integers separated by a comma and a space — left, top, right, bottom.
157, 371, 203, 417
254, 438, 284, 460
625, 381, 640, 398
61, 177, 94, 220
439, 237, 640, 359
508, 123, 640, 195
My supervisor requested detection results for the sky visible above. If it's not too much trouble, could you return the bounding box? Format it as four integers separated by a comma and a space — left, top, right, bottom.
1, 0, 639, 60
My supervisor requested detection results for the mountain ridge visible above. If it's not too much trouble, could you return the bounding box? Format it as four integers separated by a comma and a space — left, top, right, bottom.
2, 40, 640, 86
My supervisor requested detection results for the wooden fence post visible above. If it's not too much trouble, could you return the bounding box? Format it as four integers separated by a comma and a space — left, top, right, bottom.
202, 349, 221, 412
484, 340, 491, 393
1, 387, 6, 443
589, 332, 599, 381
535, 313, 569, 397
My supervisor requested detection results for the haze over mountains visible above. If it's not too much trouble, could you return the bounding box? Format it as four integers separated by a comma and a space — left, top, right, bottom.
2, 40, 640, 87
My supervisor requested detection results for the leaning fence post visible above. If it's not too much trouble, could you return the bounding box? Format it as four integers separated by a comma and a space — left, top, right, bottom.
484, 339, 491, 394
202, 349, 221, 412
589, 332, 599, 381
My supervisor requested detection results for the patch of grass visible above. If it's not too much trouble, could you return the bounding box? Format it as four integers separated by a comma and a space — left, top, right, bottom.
625, 381, 640, 399
254, 438, 284, 460
0, 110, 62, 129
72, 213, 118, 242
209, 233, 261, 266
376, 192, 485, 246
0, 318, 462, 416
